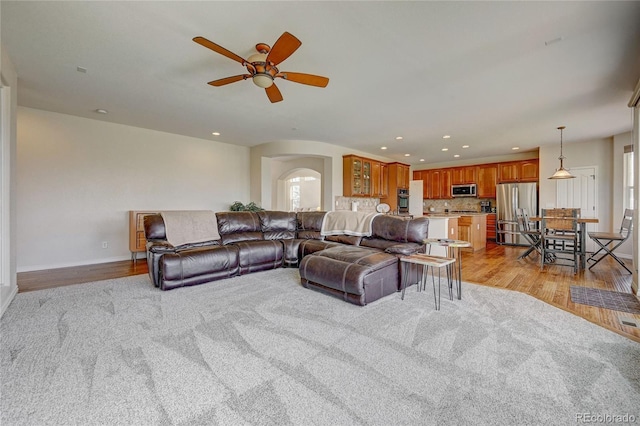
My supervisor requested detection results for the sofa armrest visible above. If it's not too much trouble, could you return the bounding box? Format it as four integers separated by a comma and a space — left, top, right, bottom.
147, 239, 220, 253
325, 235, 362, 246
384, 242, 424, 256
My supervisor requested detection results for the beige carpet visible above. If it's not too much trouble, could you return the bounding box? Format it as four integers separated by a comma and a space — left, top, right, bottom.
2, 269, 639, 425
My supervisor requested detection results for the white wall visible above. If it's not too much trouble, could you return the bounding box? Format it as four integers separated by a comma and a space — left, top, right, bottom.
0, 45, 19, 317
539, 137, 613, 232
17, 107, 250, 271
250, 140, 395, 211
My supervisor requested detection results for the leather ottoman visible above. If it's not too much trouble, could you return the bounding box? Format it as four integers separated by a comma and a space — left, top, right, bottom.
299, 245, 399, 306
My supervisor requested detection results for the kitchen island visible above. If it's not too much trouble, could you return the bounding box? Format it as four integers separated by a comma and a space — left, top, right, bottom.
424, 212, 488, 253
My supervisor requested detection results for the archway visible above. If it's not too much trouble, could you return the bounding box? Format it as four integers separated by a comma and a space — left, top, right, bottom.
279, 168, 322, 212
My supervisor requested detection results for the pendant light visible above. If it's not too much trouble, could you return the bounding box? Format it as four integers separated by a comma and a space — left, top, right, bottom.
548, 126, 575, 179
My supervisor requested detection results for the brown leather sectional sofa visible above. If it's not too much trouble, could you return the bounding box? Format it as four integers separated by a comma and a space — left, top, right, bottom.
143, 210, 429, 305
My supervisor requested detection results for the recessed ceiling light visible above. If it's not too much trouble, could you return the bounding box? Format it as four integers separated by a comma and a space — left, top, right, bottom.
454, 154, 460, 158
462, 145, 469, 149
512, 147, 520, 150
441, 148, 448, 151
212, 132, 220, 136
95, 109, 108, 114
381, 146, 387, 150
404, 153, 410, 157
395, 136, 403, 140
443, 135, 451, 139
419, 159, 425, 162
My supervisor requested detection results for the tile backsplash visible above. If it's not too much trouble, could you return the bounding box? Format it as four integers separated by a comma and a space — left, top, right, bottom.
334, 196, 379, 213
423, 198, 496, 213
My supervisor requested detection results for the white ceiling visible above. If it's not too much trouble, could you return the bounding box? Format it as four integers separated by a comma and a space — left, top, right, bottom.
2, 1, 640, 165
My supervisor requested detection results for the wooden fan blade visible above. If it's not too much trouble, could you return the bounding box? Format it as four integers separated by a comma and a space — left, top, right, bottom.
278, 72, 329, 87
265, 84, 283, 103
193, 36, 248, 65
208, 74, 250, 87
266, 32, 301, 65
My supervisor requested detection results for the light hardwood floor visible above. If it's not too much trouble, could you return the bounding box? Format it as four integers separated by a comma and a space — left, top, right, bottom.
16, 242, 640, 343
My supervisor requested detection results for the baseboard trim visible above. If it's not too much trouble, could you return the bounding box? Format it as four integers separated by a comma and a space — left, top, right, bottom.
17, 255, 131, 273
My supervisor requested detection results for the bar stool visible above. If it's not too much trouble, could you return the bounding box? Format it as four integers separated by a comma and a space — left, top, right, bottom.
400, 254, 456, 310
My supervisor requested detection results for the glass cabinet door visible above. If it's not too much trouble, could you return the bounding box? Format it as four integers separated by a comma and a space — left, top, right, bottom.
352, 158, 363, 194
362, 161, 371, 195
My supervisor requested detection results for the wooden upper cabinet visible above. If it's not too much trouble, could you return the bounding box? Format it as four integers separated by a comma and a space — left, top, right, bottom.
519, 160, 539, 182
370, 161, 389, 198
380, 163, 389, 198
477, 164, 498, 198
425, 169, 452, 199
497, 162, 519, 182
343, 155, 371, 196
371, 161, 381, 197
396, 163, 410, 190
413, 170, 429, 198
451, 166, 477, 185
498, 159, 539, 183
344, 155, 391, 198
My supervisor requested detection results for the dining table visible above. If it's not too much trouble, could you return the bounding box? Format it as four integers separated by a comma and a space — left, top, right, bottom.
529, 216, 599, 269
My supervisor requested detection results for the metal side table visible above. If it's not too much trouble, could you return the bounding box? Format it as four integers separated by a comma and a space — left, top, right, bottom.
423, 238, 471, 300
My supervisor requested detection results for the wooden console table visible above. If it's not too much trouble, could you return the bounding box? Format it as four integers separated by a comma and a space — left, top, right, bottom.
129, 211, 160, 261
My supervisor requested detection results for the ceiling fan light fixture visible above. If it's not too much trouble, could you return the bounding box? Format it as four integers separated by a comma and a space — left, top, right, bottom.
548, 126, 576, 179
252, 74, 273, 88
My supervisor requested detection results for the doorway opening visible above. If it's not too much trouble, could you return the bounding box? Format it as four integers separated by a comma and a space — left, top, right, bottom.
282, 169, 321, 212
556, 166, 598, 252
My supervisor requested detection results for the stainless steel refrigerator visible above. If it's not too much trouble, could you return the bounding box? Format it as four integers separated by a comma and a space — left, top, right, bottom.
496, 182, 538, 245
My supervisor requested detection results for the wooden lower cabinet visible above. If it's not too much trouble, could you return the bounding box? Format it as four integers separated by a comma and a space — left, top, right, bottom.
486, 213, 496, 240
448, 217, 459, 240
458, 214, 487, 252
129, 210, 160, 260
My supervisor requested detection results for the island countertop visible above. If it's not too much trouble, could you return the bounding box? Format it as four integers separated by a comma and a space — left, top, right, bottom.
423, 212, 489, 217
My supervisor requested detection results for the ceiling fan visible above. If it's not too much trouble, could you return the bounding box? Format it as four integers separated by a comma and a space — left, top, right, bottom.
193, 32, 329, 103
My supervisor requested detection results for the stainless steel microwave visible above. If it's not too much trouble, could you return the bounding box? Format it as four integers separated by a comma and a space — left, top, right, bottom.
451, 183, 477, 197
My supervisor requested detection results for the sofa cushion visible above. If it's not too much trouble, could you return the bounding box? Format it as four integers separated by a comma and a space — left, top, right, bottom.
216, 212, 264, 245
143, 214, 166, 240
312, 245, 398, 271
368, 215, 429, 243
234, 240, 284, 274
296, 211, 326, 239
258, 211, 297, 240
159, 245, 239, 290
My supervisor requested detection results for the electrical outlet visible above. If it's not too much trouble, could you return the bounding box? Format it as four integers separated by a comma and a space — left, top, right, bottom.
102, 241, 108, 249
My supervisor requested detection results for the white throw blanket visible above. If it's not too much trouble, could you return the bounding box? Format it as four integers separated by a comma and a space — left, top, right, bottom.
161, 210, 220, 247
320, 211, 381, 237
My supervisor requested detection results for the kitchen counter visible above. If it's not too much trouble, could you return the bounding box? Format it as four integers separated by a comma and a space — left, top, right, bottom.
424, 212, 489, 217
424, 213, 488, 252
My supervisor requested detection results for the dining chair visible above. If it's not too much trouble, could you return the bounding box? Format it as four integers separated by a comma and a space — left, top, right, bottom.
587, 208, 633, 273
540, 208, 579, 274
515, 208, 543, 259
543, 208, 581, 251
